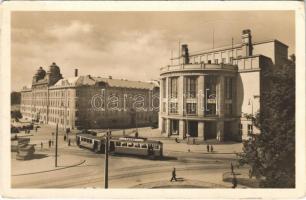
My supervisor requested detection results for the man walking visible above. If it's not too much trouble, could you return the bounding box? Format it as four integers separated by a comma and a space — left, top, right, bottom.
206, 144, 210, 152
170, 167, 177, 182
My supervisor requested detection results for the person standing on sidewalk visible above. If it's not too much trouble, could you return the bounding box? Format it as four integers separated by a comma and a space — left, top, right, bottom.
206, 144, 210, 152
48, 140, 51, 148
170, 167, 177, 182
232, 174, 238, 188
210, 145, 214, 152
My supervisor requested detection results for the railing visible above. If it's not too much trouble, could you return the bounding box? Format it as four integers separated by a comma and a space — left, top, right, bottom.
233, 56, 260, 71
160, 63, 238, 73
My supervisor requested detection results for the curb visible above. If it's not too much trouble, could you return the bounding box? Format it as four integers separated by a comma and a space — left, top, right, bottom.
12, 160, 86, 176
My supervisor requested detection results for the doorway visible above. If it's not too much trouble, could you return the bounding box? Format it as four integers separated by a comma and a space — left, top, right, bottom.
171, 120, 179, 135
204, 122, 216, 140
188, 121, 198, 137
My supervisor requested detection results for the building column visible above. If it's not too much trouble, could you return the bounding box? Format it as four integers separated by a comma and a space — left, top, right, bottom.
197, 75, 205, 117
166, 118, 171, 136
218, 75, 225, 117
178, 76, 184, 116
158, 116, 163, 131
179, 119, 186, 139
198, 121, 205, 140
216, 120, 224, 141
165, 77, 169, 115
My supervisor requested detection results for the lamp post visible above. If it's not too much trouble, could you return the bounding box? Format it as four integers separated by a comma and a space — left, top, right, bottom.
248, 98, 254, 135
55, 123, 58, 167
104, 129, 111, 189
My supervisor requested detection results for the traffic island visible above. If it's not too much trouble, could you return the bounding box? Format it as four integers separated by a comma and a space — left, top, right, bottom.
222, 171, 260, 188
132, 179, 229, 188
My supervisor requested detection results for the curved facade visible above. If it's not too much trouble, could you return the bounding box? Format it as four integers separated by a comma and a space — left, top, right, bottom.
159, 63, 239, 141
159, 29, 289, 142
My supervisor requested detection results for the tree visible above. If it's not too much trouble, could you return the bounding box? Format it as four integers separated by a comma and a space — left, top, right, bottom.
11, 110, 22, 121
238, 55, 295, 188
11, 91, 21, 105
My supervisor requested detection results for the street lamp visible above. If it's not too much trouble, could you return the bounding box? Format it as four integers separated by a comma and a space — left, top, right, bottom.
248, 98, 254, 135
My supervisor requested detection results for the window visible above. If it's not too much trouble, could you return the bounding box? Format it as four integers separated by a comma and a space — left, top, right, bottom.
205, 76, 217, 116
186, 103, 197, 115
229, 57, 233, 64
121, 142, 127, 147
128, 142, 134, 147
134, 143, 140, 148
214, 59, 218, 64
154, 144, 160, 150
248, 124, 253, 135
169, 77, 178, 98
169, 102, 178, 114
225, 77, 233, 99
208, 60, 211, 64
162, 78, 166, 98
222, 58, 226, 63
185, 76, 197, 98
141, 144, 148, 149
115, 142, 121, 146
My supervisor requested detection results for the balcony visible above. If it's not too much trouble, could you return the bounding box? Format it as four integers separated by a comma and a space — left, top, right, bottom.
160, 63, 238, 75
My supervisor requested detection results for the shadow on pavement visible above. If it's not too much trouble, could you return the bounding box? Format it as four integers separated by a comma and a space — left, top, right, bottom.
28, 153, 49, 160
110, 154, 177, 161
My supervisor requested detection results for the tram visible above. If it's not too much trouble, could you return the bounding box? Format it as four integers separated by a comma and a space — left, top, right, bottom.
111, 136, 163, 159
76, 133, 163, 159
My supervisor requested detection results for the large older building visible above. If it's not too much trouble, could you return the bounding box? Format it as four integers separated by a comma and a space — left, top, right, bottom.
20, 63, 159, 130
159, 29, 289, 141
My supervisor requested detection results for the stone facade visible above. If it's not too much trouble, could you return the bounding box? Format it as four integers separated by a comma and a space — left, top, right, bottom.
159, 29, 289, 141
20, 64, 159, 130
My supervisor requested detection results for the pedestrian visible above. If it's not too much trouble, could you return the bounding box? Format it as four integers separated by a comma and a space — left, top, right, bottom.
51, 140, 54, 146
64, 134, 66, 141
48, 140, 51, 148
41, 142, 43, 149
170, 167, 177, 182
231, 162, 234, 174
248, 168, 252, 179
35, 127, 38, 132
135, 131, 139, 138
206, 144, 210, 152
210, 145, 214, 152
232, 175, 238, 188
68, 139, 71, 146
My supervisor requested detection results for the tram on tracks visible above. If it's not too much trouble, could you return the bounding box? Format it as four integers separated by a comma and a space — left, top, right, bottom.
76, 133, 163, 159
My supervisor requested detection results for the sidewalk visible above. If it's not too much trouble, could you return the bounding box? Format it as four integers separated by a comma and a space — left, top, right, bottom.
11, 150, 85, 176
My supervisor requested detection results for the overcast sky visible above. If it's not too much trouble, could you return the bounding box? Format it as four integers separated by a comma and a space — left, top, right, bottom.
11, 11, 295, 91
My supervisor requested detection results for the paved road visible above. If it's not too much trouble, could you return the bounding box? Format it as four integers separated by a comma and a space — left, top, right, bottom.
11, 125, 245, 188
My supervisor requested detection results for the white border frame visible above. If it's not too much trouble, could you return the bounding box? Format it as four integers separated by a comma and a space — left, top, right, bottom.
0, 1, 305, 199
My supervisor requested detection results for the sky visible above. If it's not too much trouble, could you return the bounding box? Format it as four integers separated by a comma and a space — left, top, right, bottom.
11, 11, 295, 91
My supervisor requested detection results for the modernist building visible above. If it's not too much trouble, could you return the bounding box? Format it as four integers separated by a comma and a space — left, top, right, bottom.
159, 29, 289, 141
20, 63, 159, 130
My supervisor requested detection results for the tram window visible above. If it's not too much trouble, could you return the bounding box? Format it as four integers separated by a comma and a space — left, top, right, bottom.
134, 143, 140, 148
141, 144, 148, 149
121, 142, 127, 147
128, 142, 134, 147
154, 145, 159, 150
115, 142, 121, 146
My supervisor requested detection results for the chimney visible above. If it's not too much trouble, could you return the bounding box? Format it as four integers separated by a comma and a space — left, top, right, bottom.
181, 44, 190, 64
109, 76, 112, 79
75, 69, 78, 77
241, 29, 253, 56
